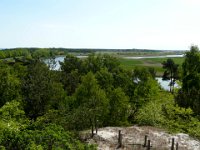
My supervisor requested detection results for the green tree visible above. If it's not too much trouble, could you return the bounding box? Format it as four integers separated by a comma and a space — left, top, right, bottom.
131, 67, 160, 113
133, 67, 159, 98
22, 60, 51, 120
84, 53, 103, 73
0, 123, 95, 150
60, 54, 83, 74
0, 63, 21, 107
22, 60, 65, 121
95, 68, 114, 90
108, 88, 130, 126
101, 54, 120, 72
162, 58, 179, 93
84, 54, 120, 73
60, 54, 84, 95
74, 72, 109, 136
112, 68, 132, 93
176, 46, 200, 115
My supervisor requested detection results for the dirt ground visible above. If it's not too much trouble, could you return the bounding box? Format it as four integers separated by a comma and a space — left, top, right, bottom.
82, 126, 200, 150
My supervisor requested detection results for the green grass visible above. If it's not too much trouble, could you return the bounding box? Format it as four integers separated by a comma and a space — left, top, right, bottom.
119, 57, 184, 76
144, 57, 184, 65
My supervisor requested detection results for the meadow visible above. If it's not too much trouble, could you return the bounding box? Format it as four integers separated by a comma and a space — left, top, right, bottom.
119, 57, 184, 76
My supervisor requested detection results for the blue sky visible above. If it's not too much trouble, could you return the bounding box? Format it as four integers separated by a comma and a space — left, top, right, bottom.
0, 0, 200, 50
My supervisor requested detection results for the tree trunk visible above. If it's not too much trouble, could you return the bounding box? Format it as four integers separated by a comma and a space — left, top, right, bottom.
172, 79, 175, 94
94, 116, 98, 134
90, 119, 94, 137
170, 69, 173, 93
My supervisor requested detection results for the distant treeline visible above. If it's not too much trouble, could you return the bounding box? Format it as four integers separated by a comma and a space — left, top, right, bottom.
0, 47, 185, 59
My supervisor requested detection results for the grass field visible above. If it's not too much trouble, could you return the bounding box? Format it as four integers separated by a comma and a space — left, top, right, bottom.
119, 57, 184, 76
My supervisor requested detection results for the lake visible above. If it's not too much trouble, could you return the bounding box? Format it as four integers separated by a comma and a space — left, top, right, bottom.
51, 54, 184, 70
156, 77, 179, 91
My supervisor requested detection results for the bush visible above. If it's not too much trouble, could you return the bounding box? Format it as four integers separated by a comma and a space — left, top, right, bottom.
0, 124, 96, 150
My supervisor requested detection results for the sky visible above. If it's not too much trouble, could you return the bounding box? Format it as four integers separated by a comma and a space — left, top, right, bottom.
0, 0, 200, 50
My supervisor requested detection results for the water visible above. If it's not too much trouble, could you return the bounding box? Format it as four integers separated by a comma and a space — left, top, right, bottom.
124, 54, 184, 59
46, 55, 182, 91
50, 54, 183, 70
53, 56, 65, 70
156, 77, 180, 91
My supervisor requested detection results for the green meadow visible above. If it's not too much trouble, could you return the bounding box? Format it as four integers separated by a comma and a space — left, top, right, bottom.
119, 57, 184, 76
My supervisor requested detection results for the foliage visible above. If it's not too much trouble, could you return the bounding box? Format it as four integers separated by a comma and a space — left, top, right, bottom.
135, 91, 172, 126
0, 63, 21, 107
161, 102, 197, 133
22, 60, 66, 120
0, 100, 96, 149
162, 58, 179, 93
0, 49, 200, 148
136, 91, 200, 139
176, 46, 200, 115
95, 68, 114, 90
108, 88, 130, 126
0, 124, 96, 150
74, 72, 109, 135
132, 67, 160, 106
60, 54, 83, 95
0, 100, 27, 123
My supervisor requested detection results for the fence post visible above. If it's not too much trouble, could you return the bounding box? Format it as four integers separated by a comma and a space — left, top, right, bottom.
176, 142, 178, 150
147, 140, 151, 150
144, 135, 148, 147
171, 138, 175, 150
118, 130, 122, 148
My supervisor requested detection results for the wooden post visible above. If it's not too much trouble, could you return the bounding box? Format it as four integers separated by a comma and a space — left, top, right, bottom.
176, 142, 179, 150
118, 130, 122, 147
171, 138, 175, 150
147, 140, 151, 150
144, 135, 148, 147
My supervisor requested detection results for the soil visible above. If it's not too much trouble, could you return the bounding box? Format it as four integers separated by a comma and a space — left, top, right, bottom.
81, 126, 200, 150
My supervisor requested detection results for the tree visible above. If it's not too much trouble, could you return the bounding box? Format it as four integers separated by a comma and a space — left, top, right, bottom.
84, 53, 103, 73
22, 60, 50, 120
148, 67, 156, 79
22, 60, 65, 121
108, 88, 130, 126
95, 68, 114, 90
101, 54, 120, 72
132, 67, 160, 109
0, 63, 21, 107
60, 54, 84, 95
83, 53, 120, 73
62, 69, 81, 95
176, 46, 200, 115
162, 58, 179, 93
0, 123, 95, 150
60, 54, 83, 74
74, 72, 109, 136
182, 46, 200, 91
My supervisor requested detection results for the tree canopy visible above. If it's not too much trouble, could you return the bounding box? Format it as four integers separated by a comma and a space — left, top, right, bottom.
162, 58, 179, 93
176, 46, 200, 115
0, 48, 200, 149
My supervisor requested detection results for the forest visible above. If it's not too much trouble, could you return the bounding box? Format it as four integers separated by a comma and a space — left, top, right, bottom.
0, 47, 184, 59
0, 46, 199, 149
